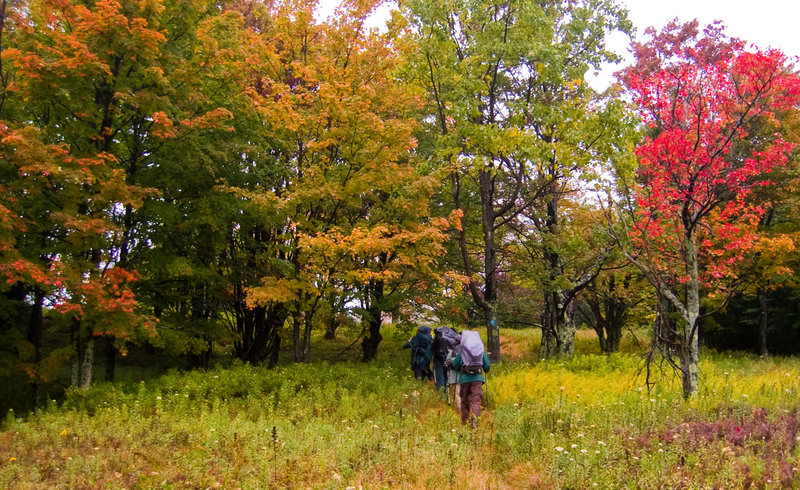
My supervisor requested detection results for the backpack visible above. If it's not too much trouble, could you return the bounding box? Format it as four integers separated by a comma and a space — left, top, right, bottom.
410, 326, 433, 368
434, 327, 461, 364
459, 330, 484, 374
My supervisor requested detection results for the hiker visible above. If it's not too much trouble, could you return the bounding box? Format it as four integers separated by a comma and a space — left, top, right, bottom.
403, 326, 433, 380
446, 345, 462, 410
452, 330, 490, 427
433, 327, 461, 404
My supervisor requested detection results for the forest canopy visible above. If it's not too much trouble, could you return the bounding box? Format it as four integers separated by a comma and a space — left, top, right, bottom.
1, 0, 799, 406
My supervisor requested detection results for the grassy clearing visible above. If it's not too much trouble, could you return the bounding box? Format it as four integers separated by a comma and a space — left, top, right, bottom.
2, 328, 800, 488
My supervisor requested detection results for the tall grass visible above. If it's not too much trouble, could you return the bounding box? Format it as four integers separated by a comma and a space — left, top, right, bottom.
2, 327, 800, 488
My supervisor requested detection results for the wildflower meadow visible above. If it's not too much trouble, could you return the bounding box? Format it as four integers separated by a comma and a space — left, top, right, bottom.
2, 328, 800, 488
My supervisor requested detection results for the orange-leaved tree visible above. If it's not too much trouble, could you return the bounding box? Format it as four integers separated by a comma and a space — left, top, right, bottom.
0, 0, 235, 394
222, 0, 452, 362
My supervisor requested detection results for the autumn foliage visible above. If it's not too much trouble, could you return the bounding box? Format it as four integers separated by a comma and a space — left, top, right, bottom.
622, 21, 800, 287
619, 20, 800, 396
2, 0, 800, 404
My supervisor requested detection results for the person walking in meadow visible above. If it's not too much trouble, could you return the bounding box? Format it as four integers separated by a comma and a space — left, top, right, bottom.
452, 330, 490, 427
403, 325, 434, 381
433, 327, 461, 406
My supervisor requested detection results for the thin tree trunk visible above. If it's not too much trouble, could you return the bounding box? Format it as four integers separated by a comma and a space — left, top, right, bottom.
293, 310, 313, 364
292, 311, 303, 362
681, 233, 700, 398
604, 277, 624, 353
361, 279, 384, 362
539, 292, 558, 360
301, 315, 312, 363
451, 171, 500, 361
479, 171, 501, 362
540, 191, 576, 359
79, 338, 95, 390
104, 336, 116, 382
71, 318, 82, 386
28, 289, 44, 410
758, 288, 769, 356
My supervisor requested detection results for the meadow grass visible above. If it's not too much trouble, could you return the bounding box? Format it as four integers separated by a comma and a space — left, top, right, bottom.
2, 327, 800, 488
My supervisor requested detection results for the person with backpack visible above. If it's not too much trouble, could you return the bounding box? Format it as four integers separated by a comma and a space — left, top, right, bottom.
403, 325, 434, 380
451, 330, 490, 427
432, 327, 461, 402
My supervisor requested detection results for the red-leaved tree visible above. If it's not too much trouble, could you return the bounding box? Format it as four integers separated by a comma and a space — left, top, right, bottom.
618, 20, 800, 397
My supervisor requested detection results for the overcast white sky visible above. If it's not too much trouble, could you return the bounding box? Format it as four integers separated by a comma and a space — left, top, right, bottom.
620, 0, 800, 57
317, 0, 800, 89
592, 0, 800, 88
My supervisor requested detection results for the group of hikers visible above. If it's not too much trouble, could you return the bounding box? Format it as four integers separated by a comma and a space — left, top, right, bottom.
403, 326, 491, 428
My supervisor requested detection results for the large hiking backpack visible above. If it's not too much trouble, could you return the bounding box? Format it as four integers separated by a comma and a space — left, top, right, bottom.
459, 330, 485, 374
411, 326, 433, 368
434, 327, 461, 364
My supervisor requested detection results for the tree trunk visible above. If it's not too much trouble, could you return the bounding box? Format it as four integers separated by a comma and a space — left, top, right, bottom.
71, 318, 82, 386
189, 338, 213, 368
452, 170, 501, 361
301, 315, 312, 363
104, 336, 116, 383
361, 307, 383, 362
484, 303, 500, 361
590, 295, 623, 354
292, 311, 303, 362
324, 316, 338, 340
28, 289, 44, 409
605, 321, 622, 353
539, 191, 580, 359
361, 279, 385, 362
557, 298, 577, 357
681, 233, 700, 398
604, 300, 623, 353
479, 171, 501, 363
79, 338, 95, 390
539, 291, 559, 360
540, 291, 577, 359
758, 287, 769, 356
232, 292, 286, 367
679, 326, 699, 398
324, 294, 344, 340
293, 310, 313, 364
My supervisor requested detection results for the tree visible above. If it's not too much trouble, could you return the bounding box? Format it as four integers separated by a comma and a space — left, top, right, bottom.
618, 20, 800, 397
219, 0, 449, 363
400, 0, 633, 360
736, 108, 800, 355
510, 198, 623, 357
0, 0, 238, 391
579, 262, 650, 353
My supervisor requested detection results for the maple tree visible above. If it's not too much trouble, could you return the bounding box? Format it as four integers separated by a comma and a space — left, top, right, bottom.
0, 0, 238, 394
0, 0, 153, 394
705, 108, 800, 355
211, 0, 450, 363
618, 20, 800, 397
